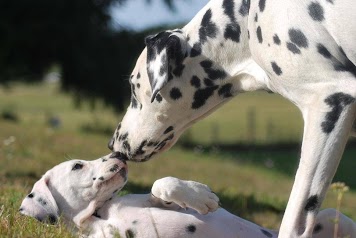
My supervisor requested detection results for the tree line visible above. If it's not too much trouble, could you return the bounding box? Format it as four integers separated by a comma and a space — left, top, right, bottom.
0, 0, 177, 111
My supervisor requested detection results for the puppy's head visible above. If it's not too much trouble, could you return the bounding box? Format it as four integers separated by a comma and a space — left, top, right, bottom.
19, 155, 128, 227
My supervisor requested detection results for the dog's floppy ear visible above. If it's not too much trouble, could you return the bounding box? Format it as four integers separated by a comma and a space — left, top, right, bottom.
73, 200, 97, 229
145, 30, 187, 102
19, 174, 59, 224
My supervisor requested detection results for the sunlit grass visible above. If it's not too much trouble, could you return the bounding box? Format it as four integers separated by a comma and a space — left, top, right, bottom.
0, 82, 355, 236
0, 185, 75, 238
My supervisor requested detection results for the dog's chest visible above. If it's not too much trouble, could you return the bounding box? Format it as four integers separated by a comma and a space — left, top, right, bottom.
245, 0, 349, 98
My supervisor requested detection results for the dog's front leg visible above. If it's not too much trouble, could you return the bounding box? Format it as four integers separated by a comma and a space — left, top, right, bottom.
150, 176, 219, 214
278, 93, 355, 238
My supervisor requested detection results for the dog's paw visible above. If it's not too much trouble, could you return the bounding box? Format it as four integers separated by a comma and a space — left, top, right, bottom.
151, 177, 219, 214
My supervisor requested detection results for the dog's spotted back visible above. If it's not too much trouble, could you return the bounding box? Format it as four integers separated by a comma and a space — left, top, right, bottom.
108, 0, 356, 237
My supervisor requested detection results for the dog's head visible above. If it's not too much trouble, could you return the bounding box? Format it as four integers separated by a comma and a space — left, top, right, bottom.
109, 29, 234, 162
19, 155, 128, 227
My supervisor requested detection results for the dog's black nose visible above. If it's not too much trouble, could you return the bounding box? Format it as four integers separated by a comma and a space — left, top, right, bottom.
107, 137, 114, 151
110, 151, 128, 163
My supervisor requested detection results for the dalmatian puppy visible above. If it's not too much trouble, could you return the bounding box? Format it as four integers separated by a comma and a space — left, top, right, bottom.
107, 0, 356, 237
19, 155, 356, 238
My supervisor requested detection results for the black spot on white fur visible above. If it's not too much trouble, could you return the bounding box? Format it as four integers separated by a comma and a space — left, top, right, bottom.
173, 64, 185, 77
199, 9, 218, 45
273, 34, 281, 45
321, 93, 355, 134
318, 44, 356, 76
186, 224, 196, 233
119, 132, 128, 141
224, 24, 241, 43
308, 2, 324, 22
192, 86, 219, 109
200, 60, 227, 80
131, 95, 138, 109
155, 93, 163, 103
222, 0, 236, 22
37, 198, 47, 206
191, 76, 201, 88
259, 0, 266, 12
122, 140, 131, 153
271, 62, 282, 75
317, 44, 331, 58
170, 87, 182, 100
304, 195, 319, 212
130, 83, 140, 109
134, 140, 147, 156
190, 43, 202, 57
204, 78, 214, 87
335, 47, 356, 77
218, 84, 233, 98
110, 164, 119, 172
239, 0, 250, 16
289, 29, 308, 48
222, 0, 241, 43
257, 26, 263, 43
287, 42, 301, 54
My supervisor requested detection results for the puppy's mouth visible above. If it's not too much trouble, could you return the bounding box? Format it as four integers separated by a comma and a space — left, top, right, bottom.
110, 164, 128, 180
110, 151, 128, 162
96, 161, 128, 189
108, 162, 128, 181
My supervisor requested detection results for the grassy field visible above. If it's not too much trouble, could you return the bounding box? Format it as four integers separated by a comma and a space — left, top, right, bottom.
0, 82, 355, 237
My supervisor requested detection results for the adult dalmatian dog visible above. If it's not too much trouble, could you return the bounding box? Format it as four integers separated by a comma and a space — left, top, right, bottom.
107, 0, 356, 237
19, 156, 356, 238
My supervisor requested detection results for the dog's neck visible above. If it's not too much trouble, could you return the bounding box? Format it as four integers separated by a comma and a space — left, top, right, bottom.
182, 0, 270, 93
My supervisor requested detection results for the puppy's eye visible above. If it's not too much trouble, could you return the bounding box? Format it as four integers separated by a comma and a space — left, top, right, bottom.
72, 163, 83, 171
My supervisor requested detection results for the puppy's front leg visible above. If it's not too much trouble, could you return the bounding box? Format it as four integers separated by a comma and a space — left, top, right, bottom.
150, 176, 219, 214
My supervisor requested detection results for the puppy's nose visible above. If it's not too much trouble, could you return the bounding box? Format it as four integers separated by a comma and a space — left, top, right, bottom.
109, 151, 128, 163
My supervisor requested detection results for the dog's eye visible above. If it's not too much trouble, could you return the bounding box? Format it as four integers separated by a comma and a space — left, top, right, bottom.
72, 163, 83, 171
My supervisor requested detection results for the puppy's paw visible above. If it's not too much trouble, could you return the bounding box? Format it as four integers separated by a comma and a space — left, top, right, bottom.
152, 177, 219, 214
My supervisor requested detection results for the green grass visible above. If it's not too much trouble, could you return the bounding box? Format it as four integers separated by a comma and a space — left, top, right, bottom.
0, 82, 355, 236
184, 92, 304, 145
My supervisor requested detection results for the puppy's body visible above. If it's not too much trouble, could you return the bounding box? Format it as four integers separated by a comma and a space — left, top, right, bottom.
89, 194, 270, 238
20, 156, 356, 238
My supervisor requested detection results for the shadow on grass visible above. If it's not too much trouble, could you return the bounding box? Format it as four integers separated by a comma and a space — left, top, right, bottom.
179, 140, 356, 190
121, 181, 284, 219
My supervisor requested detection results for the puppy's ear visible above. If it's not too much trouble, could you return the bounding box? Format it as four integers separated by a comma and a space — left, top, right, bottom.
19, 175, 59, 224
73, 200, 97, 228
145, 30, 187, 102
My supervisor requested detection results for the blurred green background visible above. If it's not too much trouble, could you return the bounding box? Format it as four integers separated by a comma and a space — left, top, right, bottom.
0, 0, 355, 237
